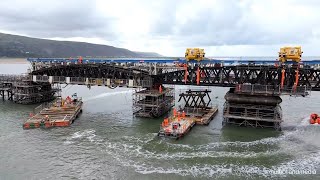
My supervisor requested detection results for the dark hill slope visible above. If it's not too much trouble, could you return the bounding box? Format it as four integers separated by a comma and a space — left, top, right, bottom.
0, 33, 160, 58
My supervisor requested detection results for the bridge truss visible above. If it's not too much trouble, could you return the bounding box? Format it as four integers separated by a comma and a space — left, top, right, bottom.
154, 65, 320, 91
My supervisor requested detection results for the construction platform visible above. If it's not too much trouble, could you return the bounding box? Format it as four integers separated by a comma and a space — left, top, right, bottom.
133, 85, 174, 118
223, 87, 282, 130
182, 106, 218, 125
178, 89, 218, 125
0, 74, 58, 104
23, 96, 83, 129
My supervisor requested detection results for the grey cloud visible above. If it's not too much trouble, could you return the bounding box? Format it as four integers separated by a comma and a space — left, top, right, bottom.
0, 0, 116, 39
0, 0, 319, 48
148, 0, 319, 46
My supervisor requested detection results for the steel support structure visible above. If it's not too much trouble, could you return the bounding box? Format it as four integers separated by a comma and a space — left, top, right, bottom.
153, 65, 320, 91
223, 102, 282, 130
29, 64, 320, 92
0, 75, 58, 104
31, 64, 151, 82
223, 88, 282, 130
177, 89, 216, 117
133, 86, 174, 118
178, 89, 212, 109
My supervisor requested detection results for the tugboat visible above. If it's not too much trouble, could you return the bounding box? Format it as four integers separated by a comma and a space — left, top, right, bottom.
310, 113, 320, 124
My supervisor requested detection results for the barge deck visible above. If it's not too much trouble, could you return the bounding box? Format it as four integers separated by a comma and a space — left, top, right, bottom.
23, 96, 83, 129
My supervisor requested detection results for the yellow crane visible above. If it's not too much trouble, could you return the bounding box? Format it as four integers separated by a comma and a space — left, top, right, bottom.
278, 46, 303, 63
185, 48, 205, 62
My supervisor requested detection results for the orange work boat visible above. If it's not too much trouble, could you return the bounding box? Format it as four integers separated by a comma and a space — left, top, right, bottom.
157, 106, 218, 139
23, 95, 83, 129
310, 113, 320, 124
158, 109, 196, 139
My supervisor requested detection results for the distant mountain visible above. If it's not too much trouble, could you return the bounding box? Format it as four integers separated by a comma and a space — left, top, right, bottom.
0, 33, 162, 58
134, 51, 163, 57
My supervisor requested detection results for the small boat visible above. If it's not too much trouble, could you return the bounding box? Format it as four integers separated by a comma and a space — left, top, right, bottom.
310, 113, 320, 124
157, 111, 196, 139
157, 106, 218, 139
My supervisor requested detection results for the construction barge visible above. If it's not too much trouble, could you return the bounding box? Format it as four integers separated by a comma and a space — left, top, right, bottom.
23, 95, 83, 129
158, 89, 218, 139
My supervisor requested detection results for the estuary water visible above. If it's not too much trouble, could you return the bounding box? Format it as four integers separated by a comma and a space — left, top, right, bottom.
0, 62, 320, 179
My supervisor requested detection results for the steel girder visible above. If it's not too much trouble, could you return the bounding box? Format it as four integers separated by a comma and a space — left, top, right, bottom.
30, 64, 320, 90
31, 64, 151, 80
153, 65, 320, 91
178, 89, 212, 108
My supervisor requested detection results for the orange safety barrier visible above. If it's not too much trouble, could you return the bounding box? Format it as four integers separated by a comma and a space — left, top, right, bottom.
184, 64, 188, 84
54, 121, 70, 127
281, 69, 285, 89
45, 122, 52, 128
196, 67, 200, 85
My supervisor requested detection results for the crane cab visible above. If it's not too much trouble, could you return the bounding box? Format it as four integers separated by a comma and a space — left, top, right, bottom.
278, 46, 303, 63
185, 48, 205, 62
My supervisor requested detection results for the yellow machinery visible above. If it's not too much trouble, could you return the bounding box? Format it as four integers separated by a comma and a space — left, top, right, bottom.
185, 48, 205, 62
278, 46, 303, 63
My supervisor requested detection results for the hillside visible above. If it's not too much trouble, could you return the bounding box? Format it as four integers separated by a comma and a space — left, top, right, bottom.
0, 33, 161, 58
134, 51, 163, 57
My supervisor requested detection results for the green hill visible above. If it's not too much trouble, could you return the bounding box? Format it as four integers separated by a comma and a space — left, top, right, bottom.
0, 33, 161, 58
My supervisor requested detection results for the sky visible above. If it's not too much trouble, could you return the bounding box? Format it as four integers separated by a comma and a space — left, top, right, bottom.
0, 0, 320, 56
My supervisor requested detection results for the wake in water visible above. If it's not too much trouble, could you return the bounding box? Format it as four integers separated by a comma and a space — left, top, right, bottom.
63, 116, 320, 178
82, 90, 132, 102
64, 129, 97, 144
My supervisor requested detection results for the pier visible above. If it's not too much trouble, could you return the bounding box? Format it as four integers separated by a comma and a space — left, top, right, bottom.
0, 74, 58, 104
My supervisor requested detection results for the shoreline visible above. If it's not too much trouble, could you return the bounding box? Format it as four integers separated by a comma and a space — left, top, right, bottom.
0, 58, 28, 64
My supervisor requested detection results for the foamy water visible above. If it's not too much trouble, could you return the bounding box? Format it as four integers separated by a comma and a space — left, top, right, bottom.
59, 115, 319, 179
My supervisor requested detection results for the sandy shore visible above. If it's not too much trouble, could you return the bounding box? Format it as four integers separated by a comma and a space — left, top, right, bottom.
0, 58, 28, 64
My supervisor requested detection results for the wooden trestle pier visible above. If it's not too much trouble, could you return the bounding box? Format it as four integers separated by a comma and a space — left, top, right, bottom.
0, 74, 57, 104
